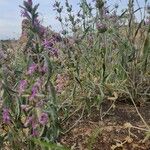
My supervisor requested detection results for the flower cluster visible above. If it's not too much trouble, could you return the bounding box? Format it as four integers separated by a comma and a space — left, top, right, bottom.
145, 16, 150, 25
24, 116, 38, 136
27, 63, 37, 75
2, 108, 10, 124
24, 111, 49, 137
27, 63, 48, 76
39, 112, 49, 125
96, 22, 107, 33
29, 78, 43, 100
18, 80, 28, 95
20, 0, 46, 37
42, 37, 59, 58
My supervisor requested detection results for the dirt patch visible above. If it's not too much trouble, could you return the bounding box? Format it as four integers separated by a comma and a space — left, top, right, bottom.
60, 101, 150, 150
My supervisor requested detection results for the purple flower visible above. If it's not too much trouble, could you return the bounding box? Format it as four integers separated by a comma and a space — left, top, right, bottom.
18, 80, 28, 95
2, 108, 10, 124
21, 10, 29, 18
27, 0, 33, 6
42, 38, 59, 57
39, 65, 48, 74
32, 18, 46, 36
42, 39, 54, 49
96, 22, 107, 33
29, 78, 42, 100
29, 85, 38, 100
32, 128, 38, 137
145, 16, 150, 25
51, 48, 58, 58
27, 63, 37, 75
38, 25, 46, 36
39, 112, 49, 125
33, 18, 40, 27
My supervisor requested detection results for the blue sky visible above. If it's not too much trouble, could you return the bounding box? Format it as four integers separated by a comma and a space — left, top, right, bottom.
0, 0, 148, 39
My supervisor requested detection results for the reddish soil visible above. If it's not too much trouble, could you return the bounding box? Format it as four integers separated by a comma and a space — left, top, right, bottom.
60, 100, 150, 150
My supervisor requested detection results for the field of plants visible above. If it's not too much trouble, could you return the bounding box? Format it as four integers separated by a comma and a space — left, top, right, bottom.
0, 0, 150, 149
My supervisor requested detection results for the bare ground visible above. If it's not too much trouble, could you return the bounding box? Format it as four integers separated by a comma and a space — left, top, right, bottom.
60, 100, 150, 150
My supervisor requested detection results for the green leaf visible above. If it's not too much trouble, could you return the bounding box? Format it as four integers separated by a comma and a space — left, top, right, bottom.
23, 1, 32, 13
32, 138, 69, 150
32, 4, 39, 14
43, 54, 53, 84
16, 98, 21, 120
142, 32, 150, 72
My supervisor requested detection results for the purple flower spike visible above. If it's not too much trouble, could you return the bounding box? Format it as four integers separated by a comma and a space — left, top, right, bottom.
51, 48, 58, 58
32, 128, 38, 137
21, 10, 29, 18
96, 22, 107, 33
38, 25, 46, 36
27, 63, 37, 75
29, 85, 38, 100
19, 80, 28, 95
39, 112, 49, 125
2, 108, 10, 124
42, 39, 54, 49
27, 0, 33, 6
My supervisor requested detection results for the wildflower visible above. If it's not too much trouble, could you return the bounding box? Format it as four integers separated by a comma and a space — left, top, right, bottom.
51, 48, 58, 58
38, 25, 46, 36
32, 128, 38, 137
21, 10, 29, 18
29, 85, 38, 100
18, 80, 28, 95
29, 78, 42, 100
2, 108, 10, 124
39, 112, 49, 125
27, 63, 37, 75
96, 22, 107, 33
42, 38, 54, 49
27, 0, 33, 6
39, 65, 48, 74
42, 38, 59, 57
145, 16, 150, 25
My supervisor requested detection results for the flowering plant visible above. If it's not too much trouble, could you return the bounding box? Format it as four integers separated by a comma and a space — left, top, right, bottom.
0, 0, 62, 149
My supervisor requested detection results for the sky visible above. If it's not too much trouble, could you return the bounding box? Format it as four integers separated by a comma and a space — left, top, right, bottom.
0, 0, 148, 39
